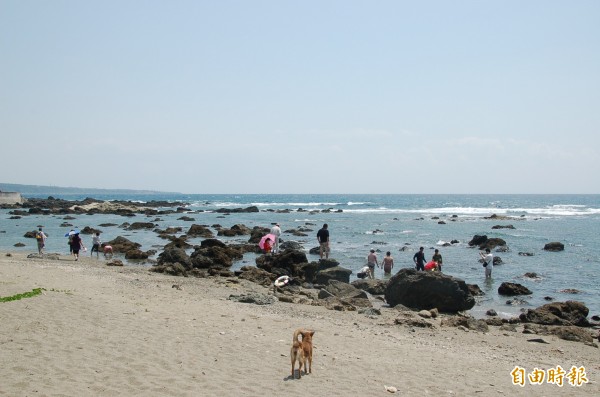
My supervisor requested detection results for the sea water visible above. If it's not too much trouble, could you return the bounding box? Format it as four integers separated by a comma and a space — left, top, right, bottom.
2, 194, 599, 319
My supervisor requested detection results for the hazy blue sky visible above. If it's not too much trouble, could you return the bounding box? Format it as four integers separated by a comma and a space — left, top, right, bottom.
1, 1, 599, 194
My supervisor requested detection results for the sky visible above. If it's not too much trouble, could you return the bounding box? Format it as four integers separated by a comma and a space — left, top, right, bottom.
1, 1, 599, 194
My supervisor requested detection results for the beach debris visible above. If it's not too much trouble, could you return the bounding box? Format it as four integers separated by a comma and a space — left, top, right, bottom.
172, 284, 183, 290
384, 385, 398, 393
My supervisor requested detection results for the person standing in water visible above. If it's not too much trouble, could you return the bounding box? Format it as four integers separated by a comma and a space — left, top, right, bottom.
432, 249, 443, 272
382, 251, 394, 277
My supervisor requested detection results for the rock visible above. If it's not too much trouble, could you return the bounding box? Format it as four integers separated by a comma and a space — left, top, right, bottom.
80, 226, 101, 234
213, 206, 256, 214
429, 308, 439, 318
492, 225, 515, 229
106, 259, 124, 267
217, 224, 251, 237
190, 243, 243, 269
315, 266, 352, 285
14, 242, 25, 247
279, 241, 303, 251
441, 316, 489, 332
157, 246, 192, 268
467, 284, 484, 296
468, 235, 507, 250
104, 236, 141, 253
394, 317, 434, 328
178, 216, 195, 221
255, 249, 309, 275
351, 279, 387, 295
519, 301, 590, 327
486, 309, 498, 316
228, 293, 277, 305
544, 242, 564, 252
485, 317, 504, 326
559, 289, 581, 294
187, 224, 214, 238
236, 266, 276, 286
150, 262, 188, 277
418, 310, 432, 319
125, 249, 150, 260
523, 272, 539, 279
323, 280, 368, 300
385, 268, 475, 313
522, 323, 595, 344
498, 282, 532, 296
127, 222, 155, 230
519, 252, 534, 256
468, 235, 487, 247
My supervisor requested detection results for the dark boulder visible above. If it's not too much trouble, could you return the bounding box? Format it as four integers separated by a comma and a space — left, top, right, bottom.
385, 268, 475, 313
157, 246, 192, 268
544, 242, 565, 252
519, 301, 590, 327
468, 234, 507, 250
314, 266, 352, 285
190, 244, 243, 269
125, 249, 150, 260
187, 224, 214, 238
218, 224, 251, 237
468, 235, 487, 247
81, 226, 101, 234
255, 249, 308, 273
498, 282, 532, 296
248, 226, 271, 244
279, 241, 303, 251
351, 279, 387, 295
467, 284, 485, 296
235, 266, 276, 286
127, 222, 155, 230
318, 280, 372, 309
105, 236, 141, 253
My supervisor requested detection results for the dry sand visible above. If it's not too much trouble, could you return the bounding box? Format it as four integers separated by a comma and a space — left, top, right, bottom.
1, 251, 598, 396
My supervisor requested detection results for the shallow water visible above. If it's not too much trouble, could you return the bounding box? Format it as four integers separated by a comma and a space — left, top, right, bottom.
2, 193, 599, 319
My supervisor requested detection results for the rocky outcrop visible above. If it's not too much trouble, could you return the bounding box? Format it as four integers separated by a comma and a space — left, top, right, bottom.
187, 224, 214, 238
189, 239, 243, 269
351, 279, 387, 295
217, 224, 251, 237
519, 301, 590, 327
498, 282, 532, 296
318, 280, 372, 309
127, 222, 156, 230
468, 235, 507, 250
523, 323, 595, 345
544, 242, 565, 252
105, 236, 141, 253
215, 206, 259, 213
385, 269, 475, 313
314, 261, 352, 285
235, 266, 276, 286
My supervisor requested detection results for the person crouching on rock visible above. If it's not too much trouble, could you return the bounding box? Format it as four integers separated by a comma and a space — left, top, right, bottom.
263, 238, 272, 254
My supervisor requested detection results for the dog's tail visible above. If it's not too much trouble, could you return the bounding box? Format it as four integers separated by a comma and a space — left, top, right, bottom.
293, 328, 304, 342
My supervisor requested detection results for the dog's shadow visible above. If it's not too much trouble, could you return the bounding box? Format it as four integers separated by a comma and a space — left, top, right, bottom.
283, 371, 310, 381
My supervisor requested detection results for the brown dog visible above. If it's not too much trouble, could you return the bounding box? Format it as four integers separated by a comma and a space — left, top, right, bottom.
290, 329, 315, 379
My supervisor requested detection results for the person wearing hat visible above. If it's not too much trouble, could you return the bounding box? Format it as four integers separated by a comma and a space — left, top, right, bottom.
270, 223, 281, 253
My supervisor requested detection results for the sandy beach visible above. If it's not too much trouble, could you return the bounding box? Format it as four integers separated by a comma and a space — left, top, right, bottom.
1, 251, 598, 396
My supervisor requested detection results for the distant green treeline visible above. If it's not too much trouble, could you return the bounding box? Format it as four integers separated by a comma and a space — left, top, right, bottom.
0, 183, 178, 196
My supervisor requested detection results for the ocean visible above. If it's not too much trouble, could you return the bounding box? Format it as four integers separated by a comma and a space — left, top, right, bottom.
2, 193, 599, 319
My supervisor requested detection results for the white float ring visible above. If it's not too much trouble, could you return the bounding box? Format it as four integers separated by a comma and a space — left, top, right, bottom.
274, 275, 290, 287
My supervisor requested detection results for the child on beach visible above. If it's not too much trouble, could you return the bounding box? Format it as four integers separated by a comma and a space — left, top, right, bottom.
91, 232, 101, 258
263, 238, 272, 254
